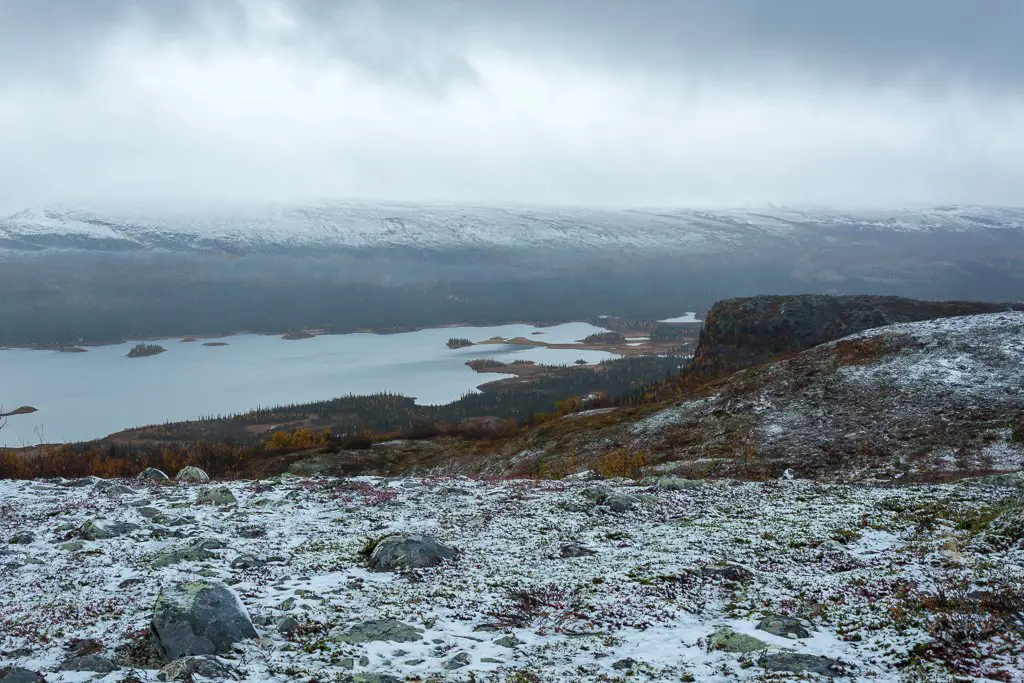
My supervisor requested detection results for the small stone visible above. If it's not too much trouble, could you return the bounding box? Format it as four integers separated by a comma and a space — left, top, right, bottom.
612, 657, 638, 671
196, 486, 237, 506
276, 616, 301, 636
701, 565, 753, 583
480, 657, 502, 663
558, 542, 596, 558
175, 467, 210, 484
8, 531, 35, 545
277, 597, 296, 611
444, 652, 471, 670
68, 638, 103, 657
759, 652, 848, 678
493, 635, 522, 648
59, 655, 117, 673
328, 619, 424, 644
230, 554, 267, 570
59, 541, 85, 552
756, 615, 812, 639
403, 659, 426, 666
61, 476, 101, 488
138, 468, 171, 481
708, 627, 770, 653
159, 656, 235, 681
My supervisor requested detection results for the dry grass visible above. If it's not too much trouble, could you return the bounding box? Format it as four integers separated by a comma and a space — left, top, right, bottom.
593, 448, 651, 480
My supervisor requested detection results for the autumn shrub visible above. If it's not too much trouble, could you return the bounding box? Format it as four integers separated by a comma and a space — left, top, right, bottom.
593, 448, 651, 479
266, 428, 332, 451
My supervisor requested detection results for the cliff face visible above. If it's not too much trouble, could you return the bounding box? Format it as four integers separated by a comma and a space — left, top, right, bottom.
691, 294, 1020, 377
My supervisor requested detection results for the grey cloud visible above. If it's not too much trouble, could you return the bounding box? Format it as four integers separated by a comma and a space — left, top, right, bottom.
4, 0, 1023, 90
0, 0, 1022, 211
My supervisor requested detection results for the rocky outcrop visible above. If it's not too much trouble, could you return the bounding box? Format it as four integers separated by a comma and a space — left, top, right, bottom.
691, 294, 1019, 378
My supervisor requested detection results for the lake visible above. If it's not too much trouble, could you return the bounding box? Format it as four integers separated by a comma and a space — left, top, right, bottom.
0, 322, 615, 446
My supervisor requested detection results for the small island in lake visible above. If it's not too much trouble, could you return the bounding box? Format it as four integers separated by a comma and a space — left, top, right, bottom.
127, 343, 166, 358
203, 341, 229, 347
282, 330, 315, 340
0, 406, 37, 417
446, 337, 474, 349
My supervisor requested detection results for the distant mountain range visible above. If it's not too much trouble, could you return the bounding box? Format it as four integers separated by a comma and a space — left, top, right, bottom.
2, 203, 1024, 254
2, 202, 1023, 346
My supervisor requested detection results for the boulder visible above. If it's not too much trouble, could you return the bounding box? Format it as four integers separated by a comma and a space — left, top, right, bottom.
151, 539, 224, 569
159, 656, 236, 681
756, 615, 812, 639
708, 627, 770, 653
367, 534, 457, 571
138, 468, 171, 482
329, 619, 424, 644
444, 652, 471, 670
604, 492, 638, 512
58, 655, 117, 673
8, 531, 35, 545
77, 519, 140, 541
196, 486, 237, 506
60, 476, 101, 488
175, 467, 210, 484
151, 580, 258, 660
759, 652, 848, 678
0, 668, 45, 683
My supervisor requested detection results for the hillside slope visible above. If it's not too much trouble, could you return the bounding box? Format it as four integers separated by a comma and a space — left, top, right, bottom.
482, 311, 1024, 482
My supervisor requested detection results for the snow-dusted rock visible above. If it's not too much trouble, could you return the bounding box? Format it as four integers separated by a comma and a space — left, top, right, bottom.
368, 533, 457, 571
151, 580, 258, 660
195, 486, 237, 506
175, 467, 210, 484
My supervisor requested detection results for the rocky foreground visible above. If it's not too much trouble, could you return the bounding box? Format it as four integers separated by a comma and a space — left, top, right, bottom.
2, 471, 1023, 682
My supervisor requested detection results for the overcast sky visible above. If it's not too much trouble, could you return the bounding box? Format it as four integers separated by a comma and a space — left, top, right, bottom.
1, 0, 1022, 212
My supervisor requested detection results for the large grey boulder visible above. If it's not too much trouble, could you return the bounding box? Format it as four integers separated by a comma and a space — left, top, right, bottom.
328, 619, 424, 644
0, 668, 45, 683
175, 467, 210, 484
759, 652, 848, 678
367, 534, 457, 571
138, 467, 171, 481
151, 580, 258, 661
77, 519, 140, 541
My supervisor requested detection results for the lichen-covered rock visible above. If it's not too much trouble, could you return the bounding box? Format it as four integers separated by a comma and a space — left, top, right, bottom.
151, 580, 258, 661
77, 519, 140, 541
8, 531, 35, 545
196, 486, 237, 506
756, 615, 812, 639
138, 467, 171, 481
558, 542, 596, 558
175, 467, 210, 484
759, 652, 848, 678
159, 656, 237, 681
368, 533, 457, 571
707, 627, 769, 653
444, 652, 471, 670
151, 539, 224, 569
329, 619, 424, 644
604, 492, 638, 512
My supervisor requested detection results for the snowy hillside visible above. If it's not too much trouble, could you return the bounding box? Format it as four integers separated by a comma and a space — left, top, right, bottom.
3, 203, 1024, 254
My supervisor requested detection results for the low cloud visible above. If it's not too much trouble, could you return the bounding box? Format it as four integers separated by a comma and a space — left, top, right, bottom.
1, 0, 1022, 211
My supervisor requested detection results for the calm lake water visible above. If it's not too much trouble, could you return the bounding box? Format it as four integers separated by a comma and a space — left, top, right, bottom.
0, 322, 614, 446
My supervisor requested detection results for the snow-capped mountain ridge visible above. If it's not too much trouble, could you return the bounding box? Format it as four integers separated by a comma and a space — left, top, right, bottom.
3, 203, 1023, 254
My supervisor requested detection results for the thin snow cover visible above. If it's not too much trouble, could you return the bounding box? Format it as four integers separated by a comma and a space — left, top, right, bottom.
2, 475, 1023, 680
657, 313, 703, 324
3, 203, 1024, 253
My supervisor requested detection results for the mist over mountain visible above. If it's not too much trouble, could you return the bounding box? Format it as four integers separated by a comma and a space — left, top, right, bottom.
2, 202, 1023, 346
